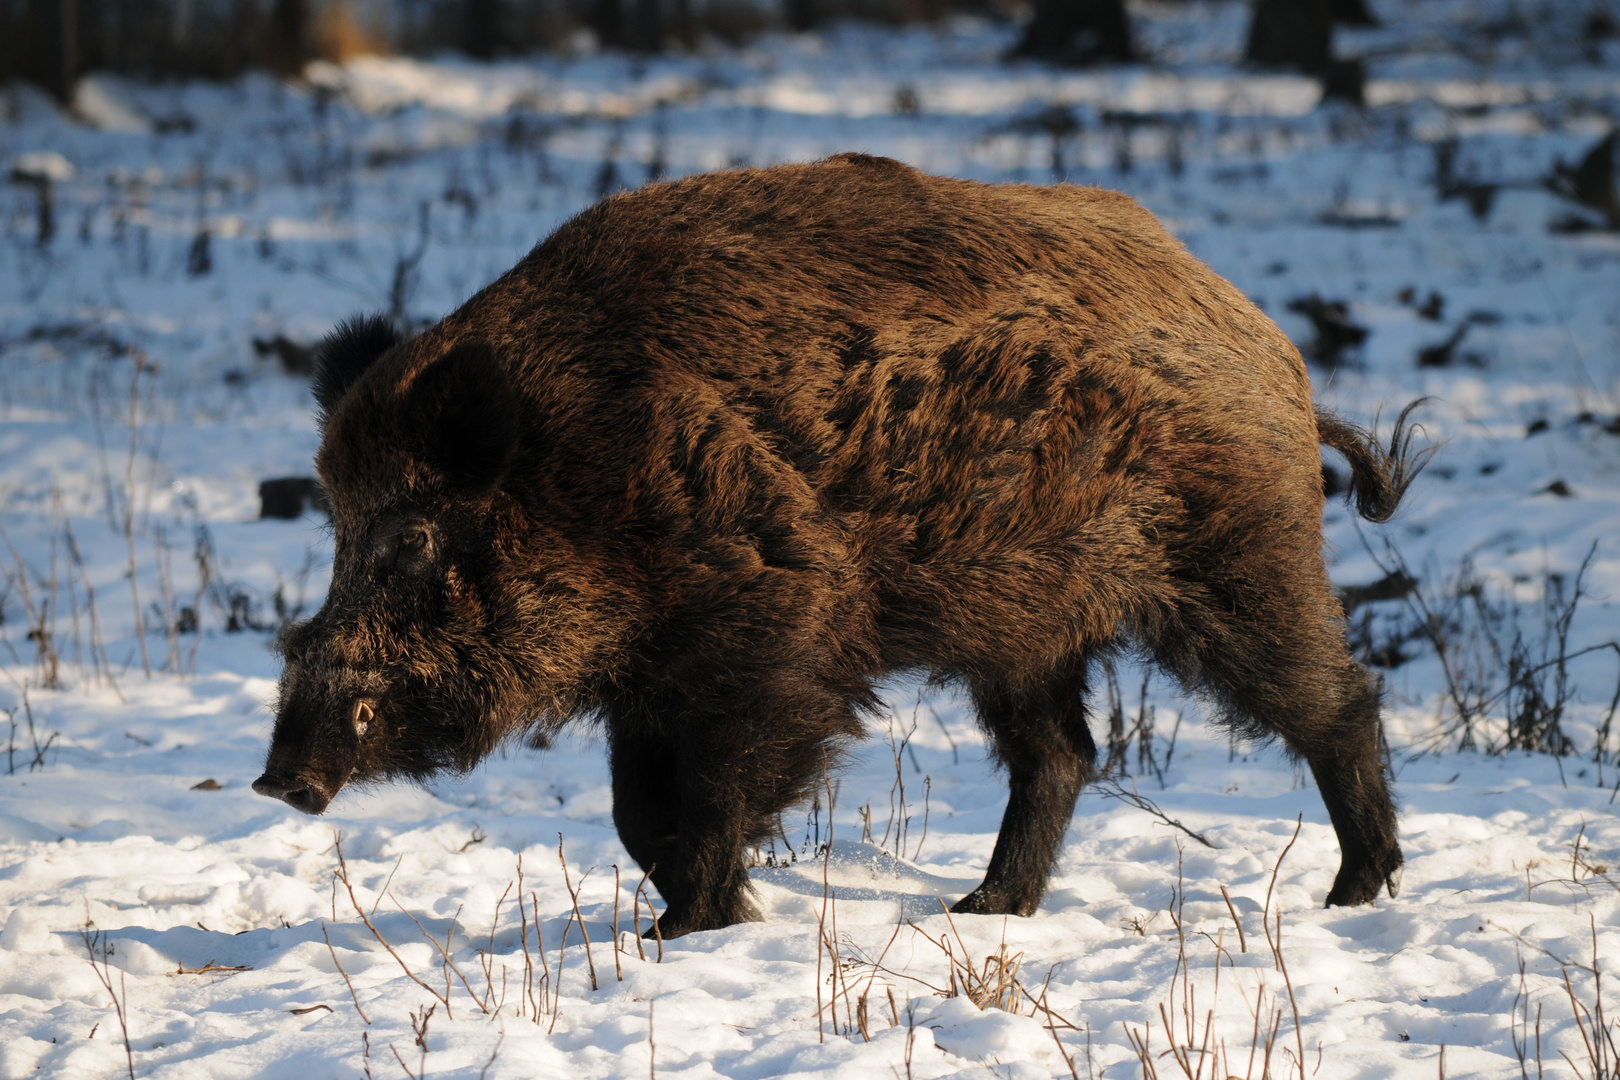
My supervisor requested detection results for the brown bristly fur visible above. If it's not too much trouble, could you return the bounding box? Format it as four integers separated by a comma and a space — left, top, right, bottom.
259, 154, 1425, 936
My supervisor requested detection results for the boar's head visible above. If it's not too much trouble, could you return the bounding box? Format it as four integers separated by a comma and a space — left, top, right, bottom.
254, 316, 614, 814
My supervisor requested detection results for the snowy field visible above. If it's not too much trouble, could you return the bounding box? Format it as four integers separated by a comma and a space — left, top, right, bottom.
4, 2, 1620, 1077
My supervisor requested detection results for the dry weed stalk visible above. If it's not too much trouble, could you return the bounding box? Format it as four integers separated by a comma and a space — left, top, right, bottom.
816, 760, 834, 1042
63, 514, 119, 694
323, 922, 372, 1023
1094, 775, 1214, 849
1558, 917, 1619, 1080
0, 520, 60, 689
391, 1001, 435, 1079
4, 691, 57, 774
529, 889, 555, 1024
1511, 950, 1546, 1080
1369, 539, 1620, 765
934, 905, 1027, 1012
478, 1032, 504, 1080
901, 1000, 918, 1080
1219, 884, 1248, 952
390, 897, 488, 1016
557, 835, 599, 991
878, 711, 923, 860
849, 914, 905, 1042
631, 865, 652, 962
185, 524, 212, 674
1259, 819, 1308, 1078
1150, 848, 1221, 1080
80, 927, 135, 1080
550, 897, 575, 1033
475, 882, 513, 1014
167, 959, 251, 976
1495, 919, 1620, 1080
613, 864, 623, 981
1021, 966, 1091, 1080
123, 353, 151, 678
912, 775, 932, 862
514, 855, 553, 1022
1102, 660, 1165, 780
640, 872, 664, 962
1128, 825, 1309, 1080
861, 902, 1044, 1021
333, 836, 458, 1018
813, 764, 887, 1041
153, 526, 181, 674
883, 712, 909, 855
329, 838, 655, 1038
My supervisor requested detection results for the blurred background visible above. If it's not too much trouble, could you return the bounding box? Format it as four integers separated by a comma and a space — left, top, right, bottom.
4, 0, 1616, 90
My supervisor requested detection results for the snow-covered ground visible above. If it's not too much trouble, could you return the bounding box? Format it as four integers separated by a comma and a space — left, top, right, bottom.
3, 2, 1620, 1076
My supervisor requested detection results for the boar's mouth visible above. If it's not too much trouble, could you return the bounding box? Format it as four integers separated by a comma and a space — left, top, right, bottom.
254, 696, 379, 815
251, 771, 337, 815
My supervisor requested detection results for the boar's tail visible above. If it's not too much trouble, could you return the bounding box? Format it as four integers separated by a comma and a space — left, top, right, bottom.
1315, 399, 1434, 523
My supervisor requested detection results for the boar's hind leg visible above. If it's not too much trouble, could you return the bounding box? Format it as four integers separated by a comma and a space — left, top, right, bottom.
953, 659, 1095, 917
1164, 584, 1402, 907
1304, 672, 1402, 906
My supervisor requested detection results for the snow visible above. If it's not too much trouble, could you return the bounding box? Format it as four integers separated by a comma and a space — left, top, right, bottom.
7, 151, 75, 183
2, 1, 1620, 1076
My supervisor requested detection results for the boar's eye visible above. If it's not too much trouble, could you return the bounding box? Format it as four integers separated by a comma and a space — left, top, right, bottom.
377, 523, 436, 575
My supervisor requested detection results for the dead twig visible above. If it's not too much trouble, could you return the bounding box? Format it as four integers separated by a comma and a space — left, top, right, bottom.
332, 835, 453, 1017
167, 959, 252, 976
1094, 774, 1215, 848
389, 895, 489, 1015
323, 923, 372, 1023
558, 835, 599, 992
1220, 884, 1248, 953
81, 927, 135, 1080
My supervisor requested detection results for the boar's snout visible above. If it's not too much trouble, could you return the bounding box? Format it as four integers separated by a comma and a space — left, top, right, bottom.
261, 644, 382, 815
251, 772, 332, 815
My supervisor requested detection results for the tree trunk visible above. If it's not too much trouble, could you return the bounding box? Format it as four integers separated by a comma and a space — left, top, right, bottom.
1332, 0, 1378, 27
786, 0, 819, 32
590, 0, 624, 48
465, 0, 504, 58
262, 0, 308, 74
11, 0, 82, 101
1013, 0, 1132, 64
625, 0, 663, 52
1246, 0, 1333, 73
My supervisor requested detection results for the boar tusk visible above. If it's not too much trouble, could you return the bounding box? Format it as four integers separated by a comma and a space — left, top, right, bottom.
352, 700, 374, 739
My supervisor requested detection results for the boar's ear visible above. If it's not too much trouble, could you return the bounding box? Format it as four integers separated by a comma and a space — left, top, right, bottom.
405, 342, 519, 492
314, 315, 400, 424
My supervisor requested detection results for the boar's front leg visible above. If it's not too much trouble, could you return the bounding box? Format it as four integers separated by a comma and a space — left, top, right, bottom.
609, 679, 859, 938
954, 659, 1096, 917
607, 714, 767, 938
946, 663, 1101, 919
608, 728, 683, 906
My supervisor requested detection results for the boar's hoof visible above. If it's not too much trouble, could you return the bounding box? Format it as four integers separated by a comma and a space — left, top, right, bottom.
950, 886, 1040, 918
649, 894, 764, 939
251, 774, 330, 815
1323, 852, 1404, 907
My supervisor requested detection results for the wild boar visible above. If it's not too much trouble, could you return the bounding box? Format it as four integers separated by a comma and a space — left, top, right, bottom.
255, 153, 1426, 937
